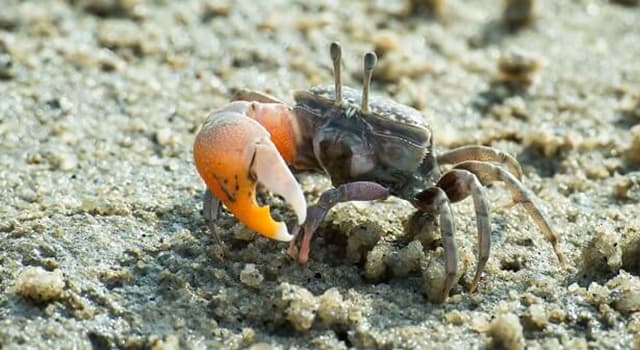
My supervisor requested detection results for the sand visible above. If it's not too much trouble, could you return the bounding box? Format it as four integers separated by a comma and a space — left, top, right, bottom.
1, 0, 640, 348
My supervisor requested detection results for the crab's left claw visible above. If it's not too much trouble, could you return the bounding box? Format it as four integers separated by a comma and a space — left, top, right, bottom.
193, 110, 306, 241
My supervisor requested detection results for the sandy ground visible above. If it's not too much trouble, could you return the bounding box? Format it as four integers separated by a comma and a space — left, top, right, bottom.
1, 0, 640, 349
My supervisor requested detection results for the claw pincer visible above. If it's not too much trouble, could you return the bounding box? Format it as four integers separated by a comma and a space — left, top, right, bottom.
193, 101, 306, 242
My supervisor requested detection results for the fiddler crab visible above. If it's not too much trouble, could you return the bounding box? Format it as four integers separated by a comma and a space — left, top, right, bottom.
193, 42, 566, 301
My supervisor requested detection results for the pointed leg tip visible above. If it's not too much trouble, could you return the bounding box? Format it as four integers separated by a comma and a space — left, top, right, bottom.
549, 241, 567, 268
206, 221, 222, 243
438, 292, 449, 304
557, 251, 568, 268
287, 242, 298, 259
469, 279, 480, 294
298, 253, 309, 265
440, 284, 453, 304
211, 232, 223, 245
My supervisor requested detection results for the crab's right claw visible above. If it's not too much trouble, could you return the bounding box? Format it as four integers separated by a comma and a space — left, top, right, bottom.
193, 111, 306, 242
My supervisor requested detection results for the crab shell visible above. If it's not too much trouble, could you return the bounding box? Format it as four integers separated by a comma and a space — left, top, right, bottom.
292, 85, 436, 198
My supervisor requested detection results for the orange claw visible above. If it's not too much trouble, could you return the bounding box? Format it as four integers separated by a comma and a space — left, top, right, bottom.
193, 103, 306, 241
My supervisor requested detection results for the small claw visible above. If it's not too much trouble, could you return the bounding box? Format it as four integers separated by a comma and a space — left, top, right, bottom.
194, 110, 306, 242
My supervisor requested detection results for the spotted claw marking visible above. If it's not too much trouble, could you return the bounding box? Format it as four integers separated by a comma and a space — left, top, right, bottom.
193, 102, 306, 241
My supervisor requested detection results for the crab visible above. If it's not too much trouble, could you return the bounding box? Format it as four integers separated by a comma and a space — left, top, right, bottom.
193, 42, 566, 301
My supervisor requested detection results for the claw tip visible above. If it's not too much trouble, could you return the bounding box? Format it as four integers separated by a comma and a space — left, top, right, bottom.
272, 223, 294, 242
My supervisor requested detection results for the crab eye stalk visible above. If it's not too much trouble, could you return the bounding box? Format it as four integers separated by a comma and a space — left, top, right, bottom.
330, 42, 342, 105
361, 51, 377, 114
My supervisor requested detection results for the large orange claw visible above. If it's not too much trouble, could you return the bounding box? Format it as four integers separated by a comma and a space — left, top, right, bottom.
193, 106, 306, 241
